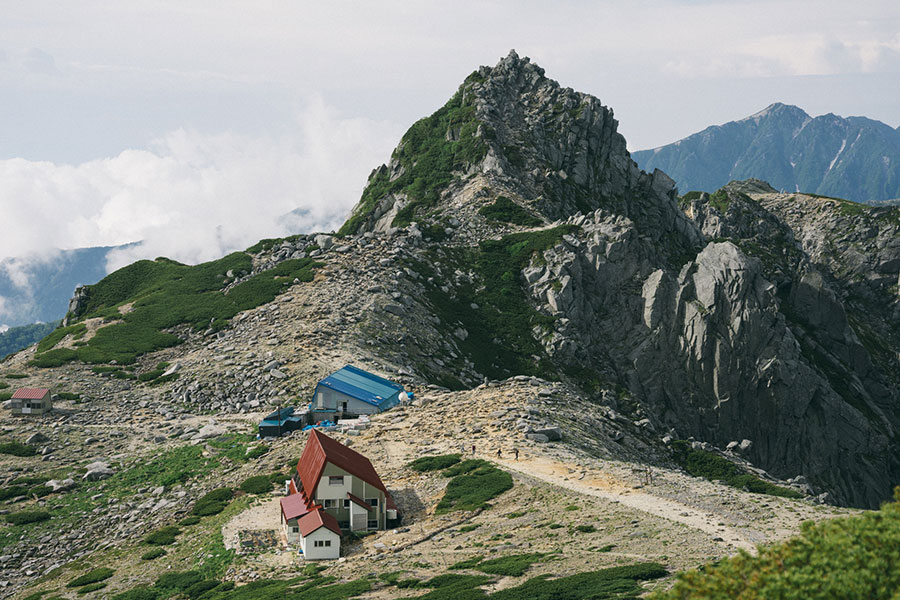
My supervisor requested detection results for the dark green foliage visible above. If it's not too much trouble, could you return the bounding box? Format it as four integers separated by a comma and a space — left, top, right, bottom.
30, 484, 53, 498
0, 485, 28, 501
30, 253, 318, 367
0, 391, 11, 401
417, 574, 493, 600
436, 462, 513, 514
185, 579, 221, 598
56, 392, 80, 400
478, 196, 542, 226
4, 373, 28, 378
239, 475, 273, 495
192, 487, 234, 516
144, 526, 181, 546
67, 568, 115, 588
111, 588, 159, 600
141, 548, 166, 560
36, 323, 86, 353
76, 582, 107, 594
154, 571, 203, 592
656, 488, 900, 599
179, 515, 202, 526
671, 440, 803, 498
492, 563, 667, 600
458, 523, 481, 533
0, 381, 6, 388
0, 321, 60, 357
451, 553, 547, 577
339, 84, 487, 235
138, 369, 165, 382
708, 189, 731, 213
408, 454, 461, 472
442, 459, 489, 477
574, 525, 596, 533
5, 511, 50, 525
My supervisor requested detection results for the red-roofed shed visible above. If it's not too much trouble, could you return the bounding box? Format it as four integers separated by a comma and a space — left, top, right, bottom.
9, 388, 51, 416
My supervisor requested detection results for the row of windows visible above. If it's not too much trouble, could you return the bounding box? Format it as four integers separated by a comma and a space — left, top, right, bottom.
321, 498, 379, 509
314, 539, 332, 547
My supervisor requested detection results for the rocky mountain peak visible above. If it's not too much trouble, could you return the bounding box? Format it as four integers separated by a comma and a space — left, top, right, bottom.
340, 51, 701, 260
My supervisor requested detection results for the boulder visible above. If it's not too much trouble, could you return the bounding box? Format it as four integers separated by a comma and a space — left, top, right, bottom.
26, 432, 50, 446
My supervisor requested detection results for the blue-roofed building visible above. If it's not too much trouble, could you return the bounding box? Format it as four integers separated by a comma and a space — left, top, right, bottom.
259, 406, 306, 438
312, 365, 406, 418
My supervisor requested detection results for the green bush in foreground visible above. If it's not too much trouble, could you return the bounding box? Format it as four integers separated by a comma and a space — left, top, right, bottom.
68, 568, 115, 588
478, 195, 542, 227
407, 454, 461, 472
6, 510, 50, 525
655, 487, 900, 600
192, 487, 234, 516
239, 475, 273, 495
450, 553, 548, 577
76, 582, 107, 594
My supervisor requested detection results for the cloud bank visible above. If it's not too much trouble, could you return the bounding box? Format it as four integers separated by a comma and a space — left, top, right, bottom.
0, 97, 401, 273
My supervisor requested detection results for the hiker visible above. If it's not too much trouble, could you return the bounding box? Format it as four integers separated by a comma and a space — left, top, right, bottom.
497, 448, 502, 459
513, 447, 519, 461
472, 444, 476, 455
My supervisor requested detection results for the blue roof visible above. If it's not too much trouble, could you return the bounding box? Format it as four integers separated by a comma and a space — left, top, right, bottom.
316, 365, 404, 409
263, 406, 295, 422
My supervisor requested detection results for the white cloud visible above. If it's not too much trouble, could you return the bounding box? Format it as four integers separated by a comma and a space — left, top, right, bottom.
0, 97, 401, 273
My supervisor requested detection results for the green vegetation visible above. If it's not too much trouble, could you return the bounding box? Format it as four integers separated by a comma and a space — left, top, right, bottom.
76, 582, 107, 594
412, 563, 666, 599
179, 515, 202, 526
30, 253, 319, 367
141, 548, 166, 560
144, 526, 181, 546
708, 189, 731, 213
6, 511, 51, 525
0, 391, 12, 401
0, 441, 36, 457
0, 321, 60, 358
111, 571, 371, 600
339, 79, 488, 235
56, 392, 80, 401
478, 196, 542, 226
436, 461, 513, 514
239, 475, 273, 495
192, 488, 234, 516
67, 568, 115, 588
656, 488, 900, 599
414, 225, 577, 387
4, 373, 28, 379
407, 454, 461, 472
671, 440, 803, 498
574, 525, 596, 533
458, 523, 481, 533
451, 553, 548, 577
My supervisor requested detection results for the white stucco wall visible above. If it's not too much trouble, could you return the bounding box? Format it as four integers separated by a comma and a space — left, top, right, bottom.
300, 527, 340, 560
316, 474, 353, 501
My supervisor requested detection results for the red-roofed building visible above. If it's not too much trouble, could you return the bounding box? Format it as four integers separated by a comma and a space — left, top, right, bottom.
281, 429, 400, 559
10, 388, 52, 415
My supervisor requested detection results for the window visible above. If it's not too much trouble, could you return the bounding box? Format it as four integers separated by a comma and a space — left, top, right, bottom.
367, 520, 378, 529
323, 499, 336, 509
338, 521, 350, 528
366, 498, 379, 508
329, 476, 344, 486
314, 539, 332, 547
291, 526, 299, 533
343, 499, 351, 509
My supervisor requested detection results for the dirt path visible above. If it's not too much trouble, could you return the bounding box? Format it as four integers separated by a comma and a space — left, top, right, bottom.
491, 453, 758, 552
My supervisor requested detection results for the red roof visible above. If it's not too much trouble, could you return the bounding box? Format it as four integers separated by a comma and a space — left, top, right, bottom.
297, 507, 341, 537
346, 492, 372, 511
280, 494, 310, 522
12, 388, 50, 400
296, 429, 397, 510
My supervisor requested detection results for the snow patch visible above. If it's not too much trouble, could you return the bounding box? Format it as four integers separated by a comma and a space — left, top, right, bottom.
827, 139, 847, 172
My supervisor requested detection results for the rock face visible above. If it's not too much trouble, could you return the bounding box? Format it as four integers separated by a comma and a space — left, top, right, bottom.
632, 102, 900, 204
336, 51, 900, 508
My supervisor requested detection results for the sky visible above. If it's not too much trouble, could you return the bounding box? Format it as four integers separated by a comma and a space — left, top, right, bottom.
1, 0, 898, 281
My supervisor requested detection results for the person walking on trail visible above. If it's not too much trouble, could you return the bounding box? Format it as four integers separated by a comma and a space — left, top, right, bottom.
472, 444, 476, 455
513, 447, 519, 461
497, 448, 502, 459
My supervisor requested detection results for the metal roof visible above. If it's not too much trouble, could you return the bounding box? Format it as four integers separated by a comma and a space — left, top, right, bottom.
297, 507, 342, 537
12, 388, 50, 400
263, 406, 294, 422
296, 429, 397, 511
316, 365, 403, 408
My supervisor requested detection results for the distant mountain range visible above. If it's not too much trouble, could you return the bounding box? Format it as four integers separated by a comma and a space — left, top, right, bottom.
632, 103, 900, 203
0, 244, 128, 329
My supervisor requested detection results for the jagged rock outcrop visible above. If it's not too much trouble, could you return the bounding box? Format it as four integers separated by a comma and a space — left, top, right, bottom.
337, 51, 900, 507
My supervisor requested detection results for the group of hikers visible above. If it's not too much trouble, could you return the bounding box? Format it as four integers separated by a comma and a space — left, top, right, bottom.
467, 444, 519, 460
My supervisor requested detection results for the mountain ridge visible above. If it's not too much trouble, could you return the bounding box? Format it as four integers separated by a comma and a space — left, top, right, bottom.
633, 103, 900, 203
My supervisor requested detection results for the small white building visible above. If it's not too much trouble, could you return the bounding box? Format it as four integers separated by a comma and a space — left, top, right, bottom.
280, 496, 341, 560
